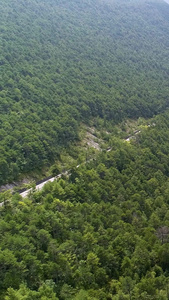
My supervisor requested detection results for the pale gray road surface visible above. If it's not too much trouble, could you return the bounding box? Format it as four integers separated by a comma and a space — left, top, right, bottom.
20, 132, 141, 198
0, 128, 145, 203
19, 172, 69, 198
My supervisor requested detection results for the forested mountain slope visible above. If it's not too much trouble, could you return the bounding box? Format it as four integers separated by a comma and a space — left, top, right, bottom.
1, 0, 169, 184
1, 110, 169, 299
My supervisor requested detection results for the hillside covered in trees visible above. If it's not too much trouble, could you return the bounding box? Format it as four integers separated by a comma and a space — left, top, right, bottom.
1, 110, 169, 299
2, 0, 169, 299
1, 0, 169, 184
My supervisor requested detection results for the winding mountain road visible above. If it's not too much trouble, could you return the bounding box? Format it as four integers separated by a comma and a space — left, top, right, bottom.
19, 131, 140, 198
20, 171, 69, 198
0, 128, 142, 205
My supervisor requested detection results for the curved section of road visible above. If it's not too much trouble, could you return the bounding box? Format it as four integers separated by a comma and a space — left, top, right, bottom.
20, 171, 69, 198
20, 131, 142, 198
0, 128, 143, 203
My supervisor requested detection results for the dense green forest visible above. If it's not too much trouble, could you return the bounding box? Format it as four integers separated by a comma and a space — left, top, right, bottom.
1, 0, 169, 183
2, 0, 169, 298
1, 110, 169, 299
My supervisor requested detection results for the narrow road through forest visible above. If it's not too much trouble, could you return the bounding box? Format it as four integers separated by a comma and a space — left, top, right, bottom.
19, 131, 140, 198
0, 129, 142, 206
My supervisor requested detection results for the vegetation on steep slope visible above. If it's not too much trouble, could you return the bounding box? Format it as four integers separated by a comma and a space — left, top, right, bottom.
1, 0, 169, 183
1, 111, 169, 299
